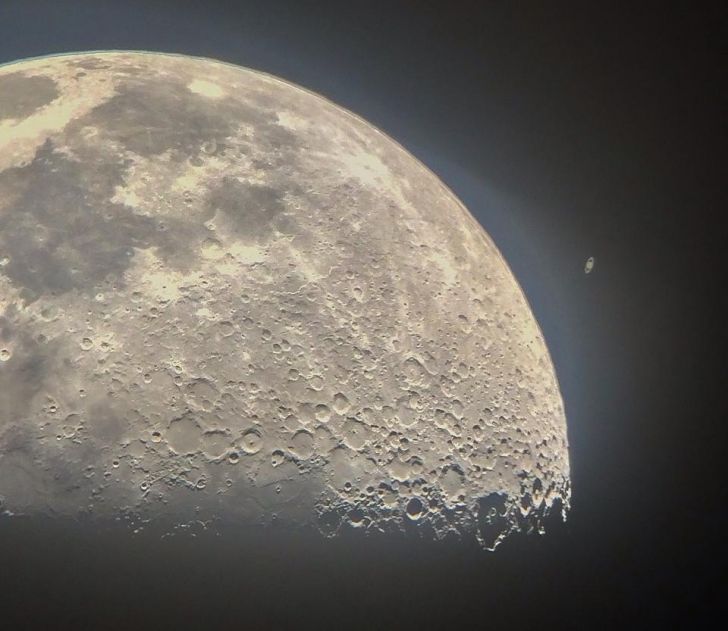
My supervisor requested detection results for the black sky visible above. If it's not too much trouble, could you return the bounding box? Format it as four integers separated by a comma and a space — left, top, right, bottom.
0, 2, 724, 629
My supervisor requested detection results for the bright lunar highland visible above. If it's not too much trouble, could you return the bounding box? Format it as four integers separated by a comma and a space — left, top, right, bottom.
0, 52, 570, 549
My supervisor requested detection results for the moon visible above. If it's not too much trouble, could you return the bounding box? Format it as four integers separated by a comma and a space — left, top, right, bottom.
0, 51, 569, 549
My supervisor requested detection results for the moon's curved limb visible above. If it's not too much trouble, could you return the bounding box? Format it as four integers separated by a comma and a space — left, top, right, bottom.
0, 52, 569, 549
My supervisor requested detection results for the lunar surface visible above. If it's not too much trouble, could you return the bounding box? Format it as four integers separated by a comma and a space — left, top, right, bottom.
0, 51, 569, 549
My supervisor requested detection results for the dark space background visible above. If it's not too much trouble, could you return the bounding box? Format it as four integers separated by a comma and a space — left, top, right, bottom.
0, 1, 723, 629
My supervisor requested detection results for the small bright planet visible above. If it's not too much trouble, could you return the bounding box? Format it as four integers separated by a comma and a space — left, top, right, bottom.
0, 51, 569, 549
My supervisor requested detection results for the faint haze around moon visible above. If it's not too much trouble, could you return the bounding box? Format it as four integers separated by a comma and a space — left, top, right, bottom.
0, 51, 569, 549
